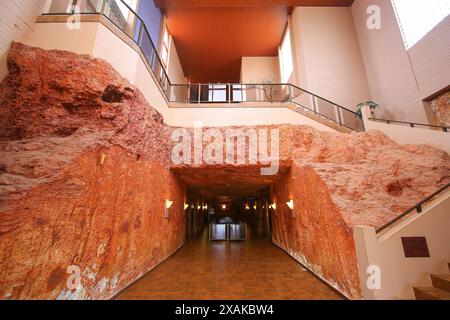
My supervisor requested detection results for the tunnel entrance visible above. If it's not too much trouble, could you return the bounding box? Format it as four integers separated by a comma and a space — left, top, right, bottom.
116, 165, 345, 300
184, 186, 272, 241
172, 166, 288, 241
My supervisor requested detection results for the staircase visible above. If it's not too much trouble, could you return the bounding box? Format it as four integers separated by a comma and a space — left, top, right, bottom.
413, 263, 450, 300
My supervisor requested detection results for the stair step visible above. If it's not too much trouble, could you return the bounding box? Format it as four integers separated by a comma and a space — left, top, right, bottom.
414, 287, 450, 300
431, 274, 450, 292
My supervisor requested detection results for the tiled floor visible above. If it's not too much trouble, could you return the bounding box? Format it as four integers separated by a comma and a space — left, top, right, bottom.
115, 230, 343, 300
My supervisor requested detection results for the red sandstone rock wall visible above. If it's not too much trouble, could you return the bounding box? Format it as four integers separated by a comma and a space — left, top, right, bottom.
0, 43, 449, 300
0, 43, 185, 299
271, 166, 361, 299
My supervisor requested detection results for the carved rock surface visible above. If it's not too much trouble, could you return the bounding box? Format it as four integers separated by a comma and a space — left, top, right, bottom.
0, 43, 449, 300
0, 43, 184, 300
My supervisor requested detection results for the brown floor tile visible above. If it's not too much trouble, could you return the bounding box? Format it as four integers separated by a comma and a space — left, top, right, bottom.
115, 230, 343, 300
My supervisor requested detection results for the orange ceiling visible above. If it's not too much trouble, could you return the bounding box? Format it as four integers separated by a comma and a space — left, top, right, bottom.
154, 0, 354, 83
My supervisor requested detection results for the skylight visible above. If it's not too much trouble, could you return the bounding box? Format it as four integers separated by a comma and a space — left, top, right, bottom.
392, 0, 450, 50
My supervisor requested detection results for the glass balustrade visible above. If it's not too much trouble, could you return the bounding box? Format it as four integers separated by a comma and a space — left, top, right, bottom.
44, 0, 365, 132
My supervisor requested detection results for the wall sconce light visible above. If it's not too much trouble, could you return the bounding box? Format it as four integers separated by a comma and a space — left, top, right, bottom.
253, 204, 257, 210
197, 205, 201, 210
165, 199, 174, 219
98, 153, 106, 166
286, 200, 295, 218
184, 203, 189, 210
270, 203, 277, 210
245, 204, 250, 210
222, 204, 227, 210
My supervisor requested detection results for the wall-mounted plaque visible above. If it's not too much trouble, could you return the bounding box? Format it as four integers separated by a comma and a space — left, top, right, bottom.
401, 237, 430, 258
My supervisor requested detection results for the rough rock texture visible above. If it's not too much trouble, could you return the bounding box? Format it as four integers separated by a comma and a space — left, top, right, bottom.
430, 90, 450, 127
168, 126, 449, 299
0, 43, 449, 300
0, 43, 185, 300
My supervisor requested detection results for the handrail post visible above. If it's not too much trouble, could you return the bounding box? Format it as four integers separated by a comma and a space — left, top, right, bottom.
167, 81, 171, 101
228, 83, 231, 103
198, 84, 201, 104
100, 0, 107, 15
137, 19, 143, 45
312, 95, 317, 115
336, 105, 342, 126
187, 84, 191, 104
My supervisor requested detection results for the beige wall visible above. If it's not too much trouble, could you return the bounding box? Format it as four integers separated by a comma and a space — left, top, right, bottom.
352, 0, 450, 123
240, 56, 280, 83
167, 36, 187, 101
289, 6, 371, 110
168, 36, 186, 85
354, 191, 450, 300
168, 105, 337, 131
0, 0, 53, 79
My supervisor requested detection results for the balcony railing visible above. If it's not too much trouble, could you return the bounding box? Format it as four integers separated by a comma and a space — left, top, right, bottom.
43, 0, 364, 132
170, 83, 365, 131
368, 117, 449, 132
45, 0, 171, 96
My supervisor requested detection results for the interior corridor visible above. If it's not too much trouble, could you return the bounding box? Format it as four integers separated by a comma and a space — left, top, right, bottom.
115, 229, 343, 300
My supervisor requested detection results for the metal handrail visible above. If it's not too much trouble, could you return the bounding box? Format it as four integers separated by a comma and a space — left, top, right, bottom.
376, 182, 450, 233
44, 0, 172, 89
169, 82, 364, 131
369, 117, 449, 132
43, 1, 363, 131
117, 0, 172, 86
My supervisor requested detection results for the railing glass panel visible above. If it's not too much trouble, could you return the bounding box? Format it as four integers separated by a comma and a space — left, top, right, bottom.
43, 1, 364, 132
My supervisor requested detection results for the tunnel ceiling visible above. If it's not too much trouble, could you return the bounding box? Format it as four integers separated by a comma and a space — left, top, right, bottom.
153, 0, 355, 83
172, 166, 289, 200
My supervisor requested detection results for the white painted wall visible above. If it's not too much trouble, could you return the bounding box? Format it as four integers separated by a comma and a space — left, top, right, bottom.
289, 6, 371, 110
167, 36, 186, 85
168, 105, 337, 131
0, 0, 53, 79
240, 56, 280, 83
352, 0, 450, 123
361, 106, 450, 155
354, 190, 450, 300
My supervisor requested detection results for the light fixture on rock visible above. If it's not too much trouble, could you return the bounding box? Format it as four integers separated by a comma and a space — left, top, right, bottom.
165, 199, 174, 219
286, 200, 295, 218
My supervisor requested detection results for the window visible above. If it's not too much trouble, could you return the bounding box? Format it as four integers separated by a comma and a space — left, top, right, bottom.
116, 0, 135, 19
392, 0, 450, 50
280, 28, 294, 83
208, 85, 227, 102
161, 27, 171, 70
